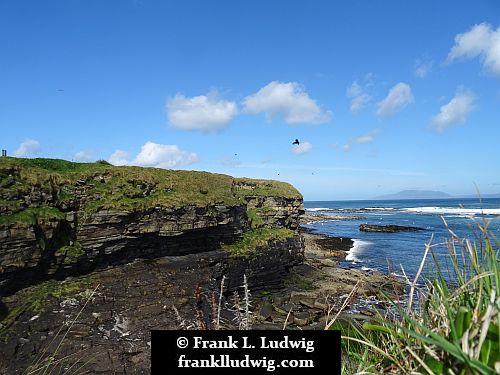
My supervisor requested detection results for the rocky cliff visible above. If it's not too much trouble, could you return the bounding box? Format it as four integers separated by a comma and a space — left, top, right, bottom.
0, 157, 304, 296
0, 157, 305, 373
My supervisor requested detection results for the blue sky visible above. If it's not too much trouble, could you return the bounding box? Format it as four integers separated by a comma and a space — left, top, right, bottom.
1, 0, 499, 200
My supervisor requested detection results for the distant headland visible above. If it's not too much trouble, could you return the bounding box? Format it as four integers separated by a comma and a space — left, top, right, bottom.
374, 189, 500, 200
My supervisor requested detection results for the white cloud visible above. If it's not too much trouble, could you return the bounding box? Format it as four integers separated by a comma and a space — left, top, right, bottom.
167, 91, 237, 131
134, 142, 199, 168
447, 22, 500, 76
354, 128, 381, 144
108, 142, 199, 169
431, 88, 475, 131
108, 150, 130, 166
414, 58, 433, 78
243, 81, 332, 124
292, 141, 313, 155
13, 139, 41, 157
346, 81, 371, 113
340, 128, 380, 152
376, 82, 414, 117
73, 150, 94, 162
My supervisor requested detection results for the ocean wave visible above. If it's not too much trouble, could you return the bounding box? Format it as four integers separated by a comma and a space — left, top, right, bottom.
345, 239, 372, 262
362, 207, 397, 211
305, 208, 337, 212
306, 207, 398, 214
403, 207, 500, 216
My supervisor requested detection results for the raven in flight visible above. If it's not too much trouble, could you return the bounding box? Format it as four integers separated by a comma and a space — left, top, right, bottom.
292, 139, 300, 145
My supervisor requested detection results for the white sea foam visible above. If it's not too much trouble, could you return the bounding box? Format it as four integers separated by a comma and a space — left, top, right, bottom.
305, 208, 336, 212
304, 220, 330, 225
363, 207, 397, 211
404, 207, 500, 215
361, 266, 377, 272
345, 239, 372, 262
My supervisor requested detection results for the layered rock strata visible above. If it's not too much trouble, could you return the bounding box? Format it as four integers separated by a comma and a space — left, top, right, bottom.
0, 158, 304, 297
0, 158, 306, 373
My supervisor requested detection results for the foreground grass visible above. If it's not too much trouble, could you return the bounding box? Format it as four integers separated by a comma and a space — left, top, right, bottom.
338, 221, 499, 374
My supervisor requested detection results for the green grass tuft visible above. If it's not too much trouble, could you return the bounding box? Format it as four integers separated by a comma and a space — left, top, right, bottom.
55, 242, 85, 264
222, 227, 296, 257
0, 207, 65, 227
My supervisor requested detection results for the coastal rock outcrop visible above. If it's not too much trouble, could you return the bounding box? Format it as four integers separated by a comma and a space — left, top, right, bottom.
0, 158, 305, 297
359, 224, 425, 233
0, 158, 308, 373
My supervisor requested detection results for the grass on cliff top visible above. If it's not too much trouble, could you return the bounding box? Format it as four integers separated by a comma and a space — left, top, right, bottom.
0, 157, 301, 222
222, 227, 296, 257
0, 207, 65, 227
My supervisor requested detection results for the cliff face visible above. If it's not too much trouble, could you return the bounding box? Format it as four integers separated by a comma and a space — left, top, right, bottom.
0, 236, 305, 374
0, 158, 306, 373
0, 158, 304, 296
1, 205, 250, 295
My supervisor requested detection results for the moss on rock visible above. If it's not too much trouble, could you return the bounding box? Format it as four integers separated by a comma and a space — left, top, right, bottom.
0, 276, 96, 336
222, 227, 296, 257
55, 242, 85, 264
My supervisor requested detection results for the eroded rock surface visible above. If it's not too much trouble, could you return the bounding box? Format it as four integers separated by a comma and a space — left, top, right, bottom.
0, 235, 305, 373
0, 158, 306, 373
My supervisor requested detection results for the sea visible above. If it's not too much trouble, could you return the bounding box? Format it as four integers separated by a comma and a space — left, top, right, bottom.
302, 198, 500, 282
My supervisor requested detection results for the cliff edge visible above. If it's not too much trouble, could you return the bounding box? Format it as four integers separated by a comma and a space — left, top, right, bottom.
0, 157, 305, 373
0, 157, 304, 295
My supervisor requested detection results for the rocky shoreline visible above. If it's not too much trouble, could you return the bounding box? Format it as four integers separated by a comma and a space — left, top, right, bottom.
0, 226, 398, 374
251, 228, 396, 329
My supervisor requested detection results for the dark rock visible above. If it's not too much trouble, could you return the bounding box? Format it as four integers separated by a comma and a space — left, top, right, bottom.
293, 311, 310, 326
259, 302, 274, 320
299, 298, 317, 309
0, 235, 304, 373
359, 224, 425, 233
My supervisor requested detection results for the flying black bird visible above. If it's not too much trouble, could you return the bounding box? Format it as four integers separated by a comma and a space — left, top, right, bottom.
292, 139, 300, 145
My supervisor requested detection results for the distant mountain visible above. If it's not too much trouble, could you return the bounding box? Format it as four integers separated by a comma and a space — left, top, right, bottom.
374, 190, 452, 200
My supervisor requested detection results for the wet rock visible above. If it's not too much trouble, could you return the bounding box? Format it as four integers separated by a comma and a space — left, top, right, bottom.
359, 224, 425, 233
